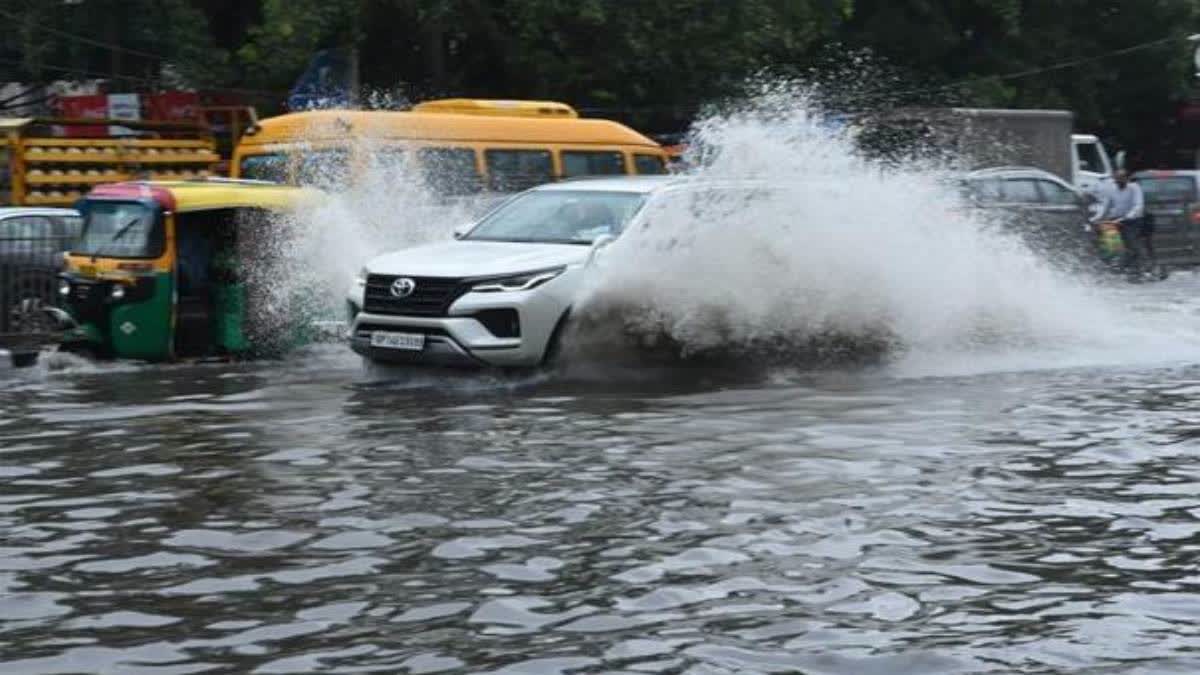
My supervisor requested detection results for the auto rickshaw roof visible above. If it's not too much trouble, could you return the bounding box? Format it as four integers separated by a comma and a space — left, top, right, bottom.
87, 180, 322, 212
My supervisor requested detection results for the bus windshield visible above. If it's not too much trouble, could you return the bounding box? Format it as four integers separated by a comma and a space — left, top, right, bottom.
73, 201, 163, 258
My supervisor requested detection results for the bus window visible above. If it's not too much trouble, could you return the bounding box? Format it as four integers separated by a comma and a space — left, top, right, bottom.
417, 147, 483, 195
485, 149, 553, 191
370, 148, 416, 180
239, 153, 287, 182
561, 150, 625, 177
296, 149, 350, 189
634, 154, 668, 175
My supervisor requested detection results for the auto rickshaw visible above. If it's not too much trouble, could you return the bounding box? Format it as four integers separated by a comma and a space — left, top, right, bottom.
57, 179, 322, 360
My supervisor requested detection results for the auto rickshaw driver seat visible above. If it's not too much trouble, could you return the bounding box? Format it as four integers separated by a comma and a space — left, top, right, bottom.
174, 221, 217, 356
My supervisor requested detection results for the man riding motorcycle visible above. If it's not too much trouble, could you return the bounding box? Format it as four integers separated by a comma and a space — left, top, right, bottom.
1089, 169, 1162, 280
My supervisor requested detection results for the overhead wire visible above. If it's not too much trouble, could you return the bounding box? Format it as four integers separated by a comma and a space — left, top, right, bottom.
0, 6, 168, 62
0, 58, 283, 98
876, 34, 1183, 103
0, 8, 1190, 115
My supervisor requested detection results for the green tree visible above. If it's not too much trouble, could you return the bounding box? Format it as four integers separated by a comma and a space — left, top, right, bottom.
234, 0, 361, 91
0, 0, 229, 89
839, 0, 1200, 161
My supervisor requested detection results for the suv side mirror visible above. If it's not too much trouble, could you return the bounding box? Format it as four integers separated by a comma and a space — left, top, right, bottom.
452, 223, 471, 239
587, 233, 616, 265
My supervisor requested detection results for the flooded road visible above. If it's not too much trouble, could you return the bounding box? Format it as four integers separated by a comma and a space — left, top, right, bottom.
3, 280, 1200, 673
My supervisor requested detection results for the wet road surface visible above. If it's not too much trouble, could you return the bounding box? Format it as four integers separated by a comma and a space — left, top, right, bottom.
4, 307, 1200, 673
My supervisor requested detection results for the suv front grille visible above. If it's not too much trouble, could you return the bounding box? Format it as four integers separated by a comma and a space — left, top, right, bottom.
363, 274, 466, 316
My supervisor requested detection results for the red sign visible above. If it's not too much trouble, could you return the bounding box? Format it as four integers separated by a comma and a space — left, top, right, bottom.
56, 94, 108, 137
146, 91, 200, 122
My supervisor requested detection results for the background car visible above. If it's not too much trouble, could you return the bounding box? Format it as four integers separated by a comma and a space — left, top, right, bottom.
1132, 170, 1200, 272
0, 207, 81, 367
960, 166, 1094, 269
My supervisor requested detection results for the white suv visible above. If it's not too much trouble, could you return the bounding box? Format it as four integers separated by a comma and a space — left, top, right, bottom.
348, 175, 682, 368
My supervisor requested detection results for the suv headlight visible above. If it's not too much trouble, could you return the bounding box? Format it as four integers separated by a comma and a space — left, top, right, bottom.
354, 266, 368, 288
472, 267, 565, 293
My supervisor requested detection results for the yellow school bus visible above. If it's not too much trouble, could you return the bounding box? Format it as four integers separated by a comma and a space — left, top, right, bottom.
230, 99, 669, 194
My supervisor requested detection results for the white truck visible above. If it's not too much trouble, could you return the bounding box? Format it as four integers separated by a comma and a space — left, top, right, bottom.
1072, 133, 1118, 194
854, 108, 1115, 192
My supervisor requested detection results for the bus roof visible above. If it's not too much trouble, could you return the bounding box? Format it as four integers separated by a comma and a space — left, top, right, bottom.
88, 180, 321, 212
410, 99, 578, 118
238, 109, 662, 150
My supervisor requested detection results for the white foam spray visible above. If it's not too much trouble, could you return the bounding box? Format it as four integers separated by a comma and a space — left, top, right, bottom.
243, 132, 493, 345
570, 84, 1200, 377
241, 85, 1200, 379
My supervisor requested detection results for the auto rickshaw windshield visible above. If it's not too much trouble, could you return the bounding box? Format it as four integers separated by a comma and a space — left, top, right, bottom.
72, 201, 163, 259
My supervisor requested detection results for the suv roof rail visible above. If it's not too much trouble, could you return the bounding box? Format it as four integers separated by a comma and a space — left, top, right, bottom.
968, 165, 1049, 175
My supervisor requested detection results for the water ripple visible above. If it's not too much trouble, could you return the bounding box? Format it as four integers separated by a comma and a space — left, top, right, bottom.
3, 357, 1200, 671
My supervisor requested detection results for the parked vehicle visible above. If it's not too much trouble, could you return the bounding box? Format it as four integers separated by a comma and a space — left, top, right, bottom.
1132, 170, 1200, 271
0, 117, 220, 208
1073, 133, 1116, 194
349, 175, 744, 369
232, 99, 669, 194
57, 179, 322, 361
960, 166, 1095, 269
854, 108, 1114, 192
0, 207, 81, 367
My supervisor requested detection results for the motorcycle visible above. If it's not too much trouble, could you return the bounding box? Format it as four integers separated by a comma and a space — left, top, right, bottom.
1089, 219, 1169, 283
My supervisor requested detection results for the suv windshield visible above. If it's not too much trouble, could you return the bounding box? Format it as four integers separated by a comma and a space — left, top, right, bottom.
465, 190, 645, 244
73, 201, 162, 258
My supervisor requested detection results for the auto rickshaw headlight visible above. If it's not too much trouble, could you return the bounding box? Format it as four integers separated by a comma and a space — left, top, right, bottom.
110, 284, 126, 301
58, 279, 71, 297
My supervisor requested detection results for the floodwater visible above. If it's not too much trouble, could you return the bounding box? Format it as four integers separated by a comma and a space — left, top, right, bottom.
4, 278, 1200, 674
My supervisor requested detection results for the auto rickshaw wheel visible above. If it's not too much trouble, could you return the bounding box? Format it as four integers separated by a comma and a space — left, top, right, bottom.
8, 295, 55, 334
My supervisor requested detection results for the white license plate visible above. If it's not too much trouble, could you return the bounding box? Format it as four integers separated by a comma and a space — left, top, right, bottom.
369, 331, 426, 351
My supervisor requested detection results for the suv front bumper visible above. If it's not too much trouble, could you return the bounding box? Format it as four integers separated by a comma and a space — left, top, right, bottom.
348, 271, 575, 368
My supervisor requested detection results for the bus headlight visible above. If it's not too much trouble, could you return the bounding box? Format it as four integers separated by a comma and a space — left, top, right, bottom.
58, 279, 71, 297
110, 284, 126, 301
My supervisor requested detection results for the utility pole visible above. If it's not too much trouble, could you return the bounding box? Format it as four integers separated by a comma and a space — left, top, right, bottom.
106, 5, 121, 83
348, 0, 363, 106
428, 4, 446, 94
1190, 34, 1200, 78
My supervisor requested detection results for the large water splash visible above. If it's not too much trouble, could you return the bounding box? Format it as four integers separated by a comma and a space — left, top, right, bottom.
243, 86, 1200, 378
569, 85, 1200, 376
242, 134, 491, 345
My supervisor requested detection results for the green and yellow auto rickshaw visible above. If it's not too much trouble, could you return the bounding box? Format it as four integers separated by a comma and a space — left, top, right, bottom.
58, 179, 322, 360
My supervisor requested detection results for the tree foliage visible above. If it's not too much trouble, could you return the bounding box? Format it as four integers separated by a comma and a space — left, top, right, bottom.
838, 0, 1200, 158
2, 0, 1198, 158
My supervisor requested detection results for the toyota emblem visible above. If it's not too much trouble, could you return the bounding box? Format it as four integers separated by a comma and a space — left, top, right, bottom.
390, 277, 417, 298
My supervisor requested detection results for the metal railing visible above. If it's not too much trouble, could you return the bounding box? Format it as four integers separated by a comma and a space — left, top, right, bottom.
0, 235, 72, 354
